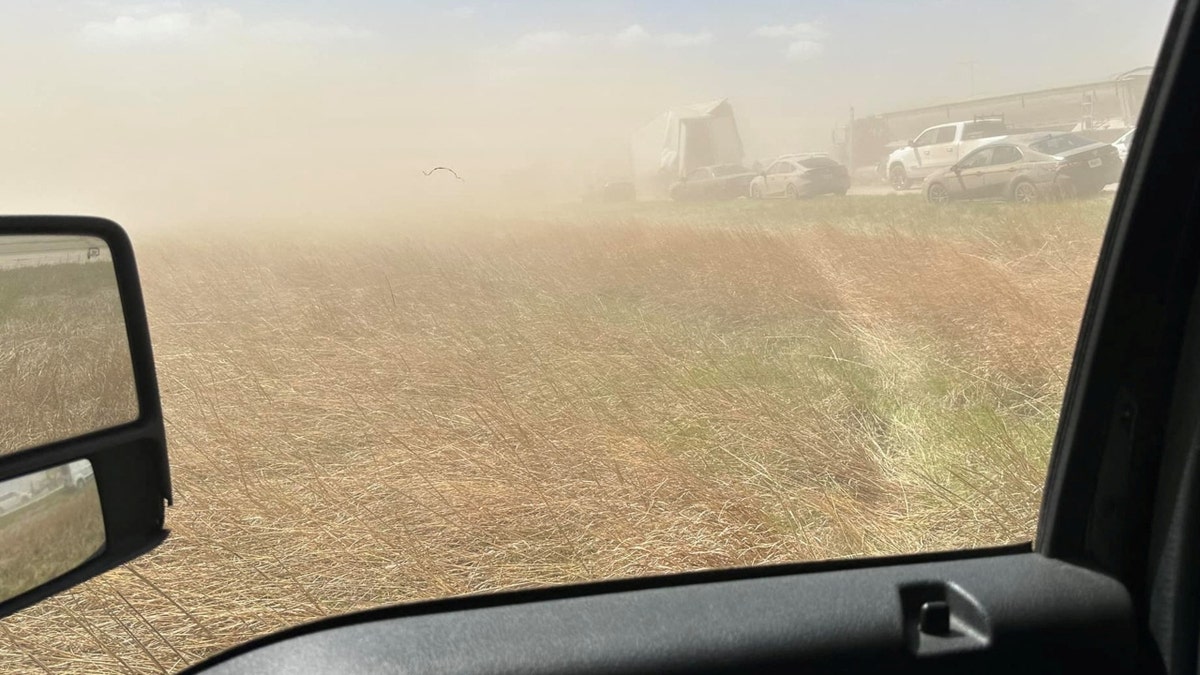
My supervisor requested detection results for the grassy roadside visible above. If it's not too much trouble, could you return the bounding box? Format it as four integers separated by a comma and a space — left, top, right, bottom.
0, 196, 1112, 672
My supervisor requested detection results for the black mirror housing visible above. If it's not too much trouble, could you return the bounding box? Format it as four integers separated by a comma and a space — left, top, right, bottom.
0, 216, 170, 620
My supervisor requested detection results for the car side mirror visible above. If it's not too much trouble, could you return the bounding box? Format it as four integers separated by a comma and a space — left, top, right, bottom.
0, 216, 170, 620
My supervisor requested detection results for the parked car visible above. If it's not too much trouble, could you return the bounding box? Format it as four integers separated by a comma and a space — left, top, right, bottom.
1113, 127, 1136, 163
887, 118, 1009, 190
66, 461, 94, 490
668, 164, 757, 201
923, 132, 1122, 204
749, 156, 850, 199
0, 490, 29, 517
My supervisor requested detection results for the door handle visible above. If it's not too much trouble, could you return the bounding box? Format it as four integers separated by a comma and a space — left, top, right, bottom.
901, 582, 990, 656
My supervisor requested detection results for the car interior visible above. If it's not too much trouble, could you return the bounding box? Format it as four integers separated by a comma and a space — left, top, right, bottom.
0, 0, 1198, 673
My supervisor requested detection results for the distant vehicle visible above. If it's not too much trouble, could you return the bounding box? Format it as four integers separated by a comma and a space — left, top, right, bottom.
923, 132, 1122, 204
0, 474, 35, 516
887, 118, 1009, 190
749, 156, 851, 199
669, 164, 757, 201
67, 461, 94, 490
1113, 127, 1136, 163
0, 491, 29, 516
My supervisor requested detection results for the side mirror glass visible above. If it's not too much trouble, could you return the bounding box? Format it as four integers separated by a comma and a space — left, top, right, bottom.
0, 235, 137, 455
0, 218, 170, 619
0, 460, 103, 603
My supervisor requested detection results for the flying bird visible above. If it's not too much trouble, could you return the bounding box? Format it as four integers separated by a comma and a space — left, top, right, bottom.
423, 167, 464, 181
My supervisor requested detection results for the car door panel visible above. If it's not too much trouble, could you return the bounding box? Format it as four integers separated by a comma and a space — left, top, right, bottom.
768, 163, 792, 196
981, 147, 1023, 197
954, 148, 991, 196
982, 165, 1019, 198
761, 164, 775, 195
778, 164, 794, 195
1036, 3, 1200, 670
1146, 284, 1200, 675
922, 126, 960, 173
910, 129, 938, 172
192, 552, 1135, 675
959, 168, 986, 195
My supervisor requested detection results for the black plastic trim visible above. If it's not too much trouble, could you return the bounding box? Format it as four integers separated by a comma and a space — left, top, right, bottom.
192, 552, 1132, 675
0, 216, 171, 619
1038, 0, 1200, 586
185, 543, 1031, 672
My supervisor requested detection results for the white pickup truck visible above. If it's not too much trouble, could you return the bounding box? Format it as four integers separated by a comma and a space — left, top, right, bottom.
66, 459, 94, 489
886, 119, 1008, 190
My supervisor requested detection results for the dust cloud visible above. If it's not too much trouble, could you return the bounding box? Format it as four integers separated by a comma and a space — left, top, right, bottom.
0, 1, 1175, 232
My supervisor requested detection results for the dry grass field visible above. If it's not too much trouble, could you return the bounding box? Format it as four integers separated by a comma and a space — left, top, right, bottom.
0, 195, 1112, 673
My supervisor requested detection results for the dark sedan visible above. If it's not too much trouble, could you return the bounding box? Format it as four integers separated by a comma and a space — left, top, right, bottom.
748, 155, 851, 199
923, 132, 1121, 204
668, 164, 757, 201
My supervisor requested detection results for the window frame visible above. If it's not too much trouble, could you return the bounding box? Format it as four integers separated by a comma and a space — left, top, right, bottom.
186, 5, 1200, 670
989, 145, 1024, 165
958, 147, 994, 169
912, 127, 942, 147
768, 161, 796, 175
934, 125, 958, 144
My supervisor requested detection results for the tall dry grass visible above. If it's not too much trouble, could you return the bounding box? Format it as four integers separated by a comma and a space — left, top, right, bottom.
0, 196, 1110, 673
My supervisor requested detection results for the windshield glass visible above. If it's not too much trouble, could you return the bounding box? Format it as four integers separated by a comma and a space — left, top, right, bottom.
0, 1, 1173, 671
1031, 133, 1099, 154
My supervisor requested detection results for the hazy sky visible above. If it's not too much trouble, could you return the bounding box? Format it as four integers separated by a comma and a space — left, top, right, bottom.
0, 0, 1176, 228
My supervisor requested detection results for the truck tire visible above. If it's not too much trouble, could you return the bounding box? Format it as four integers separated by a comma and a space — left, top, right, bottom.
890, 164, 909, 191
